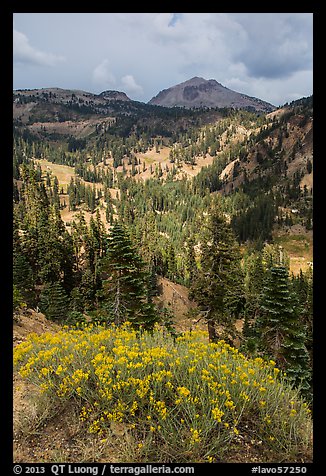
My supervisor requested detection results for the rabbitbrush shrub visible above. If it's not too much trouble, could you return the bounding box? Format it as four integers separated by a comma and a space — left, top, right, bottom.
14, 323, 312, 462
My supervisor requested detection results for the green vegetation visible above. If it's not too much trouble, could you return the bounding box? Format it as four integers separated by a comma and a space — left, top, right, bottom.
93, 222, 157, 329
256, 266, 311, 394
189, 203, 244, 341
14, 324, 312, 463
13, 95, 313, 462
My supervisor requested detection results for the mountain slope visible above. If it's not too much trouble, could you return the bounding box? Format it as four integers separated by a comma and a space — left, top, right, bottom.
149, 77, 275, 112
13, 87, 130, 106
13, 87, 132, 124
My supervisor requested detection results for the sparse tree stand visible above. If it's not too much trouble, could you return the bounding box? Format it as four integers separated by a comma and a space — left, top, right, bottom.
256, 266, 311, 393
190, 207, 244, 342
98, 222, 157, 330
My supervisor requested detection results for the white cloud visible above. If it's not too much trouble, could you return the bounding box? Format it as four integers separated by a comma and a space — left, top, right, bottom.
120, 75, 143, 95
13, 27, 65, 66
92, 59, 116, 91
229, 13, 313, 79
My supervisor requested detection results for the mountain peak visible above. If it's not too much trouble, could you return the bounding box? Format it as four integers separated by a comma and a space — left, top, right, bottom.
184, 76, 207, 84
186, 76, 220, 85
149, 77, 275, 112
98, 90, 130, 101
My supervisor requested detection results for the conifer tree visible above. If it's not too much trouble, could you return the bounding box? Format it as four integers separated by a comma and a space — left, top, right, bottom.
243, 251, 265, 340
13, 253, 35, 305
39, 281, 68, 321
184, 235, 196, 286
190, 206, 244, 342
256, 265, 311, 392
98, 222, 157, 329
69, 286, 85, 313
13, 284, 27, 316
166, 243, 177, 281
68, 177, 77, 211
291, 267, 313, 362
53, 176, 60, 208
79, 269, 98, 309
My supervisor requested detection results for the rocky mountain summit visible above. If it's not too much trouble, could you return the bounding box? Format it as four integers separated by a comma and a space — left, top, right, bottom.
149, 77, 275, 112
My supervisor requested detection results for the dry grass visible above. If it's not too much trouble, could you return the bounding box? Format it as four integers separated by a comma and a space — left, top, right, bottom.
34, 159, 76, 191
60, 200, 112, 232
273, 228, 313, 275
34, 159, 104, 192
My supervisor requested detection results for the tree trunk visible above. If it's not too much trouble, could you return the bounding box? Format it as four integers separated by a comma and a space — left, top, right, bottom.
207, 319, 218, 343
114, 277, 121, 325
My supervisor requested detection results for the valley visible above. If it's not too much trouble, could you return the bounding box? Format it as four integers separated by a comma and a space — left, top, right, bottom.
13, 82, 313, 464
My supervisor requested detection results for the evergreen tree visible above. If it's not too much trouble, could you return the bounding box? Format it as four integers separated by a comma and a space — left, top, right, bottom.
184, 235, 196, 286
190, 206, 244, 342
68, 177, 77, 211
166, 243, 177, 281
98, 222, 157, 329
79, 268, 97, 309
53, 175, 60, 208
256, 266, 311, 392
13, 253, 35, 306
13, 284, 27, 316
69, 286, 85, 313
243, 251, 265, 341
291, 267, 313, 360
39, 281, 68, 321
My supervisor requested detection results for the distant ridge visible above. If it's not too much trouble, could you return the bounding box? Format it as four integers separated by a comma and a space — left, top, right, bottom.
13, 87, 131, 104
148, 77, 275, 112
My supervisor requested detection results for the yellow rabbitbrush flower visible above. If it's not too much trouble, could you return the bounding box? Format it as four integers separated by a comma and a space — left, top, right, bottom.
177, 386, 191, 398
55, 365, 65, 375
212, 406, 224, 423
40, 367, 50, 376
190, 428, 201, 444
239, 391, 250, 402
224, 399, 236, 410
153, 400, 168, 420
13, 323, 312, 463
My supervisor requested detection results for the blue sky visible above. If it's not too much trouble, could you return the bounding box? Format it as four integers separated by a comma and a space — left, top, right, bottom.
13, 13, 313, 107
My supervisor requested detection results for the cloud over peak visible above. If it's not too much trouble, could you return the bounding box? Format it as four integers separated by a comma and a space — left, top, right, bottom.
121, 75, 143, 95
92, 59, 143, 97
92, 59, 116, 90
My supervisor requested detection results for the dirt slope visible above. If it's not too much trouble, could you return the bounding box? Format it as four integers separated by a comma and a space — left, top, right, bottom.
13, 310, 61, 347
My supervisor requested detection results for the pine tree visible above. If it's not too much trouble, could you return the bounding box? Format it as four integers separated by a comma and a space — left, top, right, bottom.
13, 285, 27, 317
98, 222, 157, 329
243, 251, 265, 340
256, 266, 311, 392
79, 269, 97, 309
53, 176, 60, 208
166, 243, 177, 281
190, 206, 244, 342
68, 177, 77, 211
39, 281, 68, 321
184, 235, 196, 286
291, 267, 313, 360
13, 253, 35, 305
69, 286, 85, 313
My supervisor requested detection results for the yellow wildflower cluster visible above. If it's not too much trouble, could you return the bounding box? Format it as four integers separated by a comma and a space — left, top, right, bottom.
14, 323, 312, 459
189, 427, 201, 444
